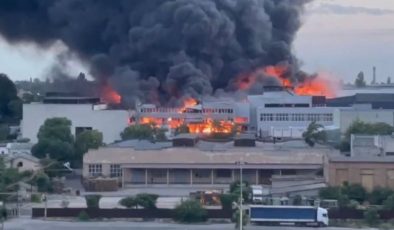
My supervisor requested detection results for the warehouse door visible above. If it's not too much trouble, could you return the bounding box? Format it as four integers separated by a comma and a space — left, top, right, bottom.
361, 170, 374, 192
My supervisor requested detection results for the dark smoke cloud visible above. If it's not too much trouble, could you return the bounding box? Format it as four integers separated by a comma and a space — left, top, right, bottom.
0, 0, 311, 107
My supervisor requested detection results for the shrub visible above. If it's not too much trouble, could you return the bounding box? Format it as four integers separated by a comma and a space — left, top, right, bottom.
232, 209, 248, 229
30, 194, 41, 203
78, 211, 89, 221
135, 193, 159, 209
119, 196, 138, 208
341, 183, 367, 203
383, 194, 394, 210
220, 194, 237, 211
85, 195, 101, 209
319, 186, 341, 200
174, 200, 207, 223
364, 207, 380, 227
370, 187, 394, 205
229, 181, 252, 203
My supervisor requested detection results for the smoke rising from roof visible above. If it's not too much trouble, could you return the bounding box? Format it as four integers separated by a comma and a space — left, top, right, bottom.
0, 0, 311, 107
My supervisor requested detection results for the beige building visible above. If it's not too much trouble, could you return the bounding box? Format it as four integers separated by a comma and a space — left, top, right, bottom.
83, 142, 329, 188
5, 153, 41, 172
327, 156, 394, 191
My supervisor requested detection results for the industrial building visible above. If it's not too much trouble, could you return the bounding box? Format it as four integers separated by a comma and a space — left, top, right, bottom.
83, 140, 331, 189
136, 87, 335, 138
333, 104, 394, 134
21, 94, 129, 144
327, 156, 394, 192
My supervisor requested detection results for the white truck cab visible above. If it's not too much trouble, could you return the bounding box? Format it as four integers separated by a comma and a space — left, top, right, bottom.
317, 207, 329, 226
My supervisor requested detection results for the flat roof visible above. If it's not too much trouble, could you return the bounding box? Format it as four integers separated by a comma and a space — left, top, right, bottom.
330, 156, 394, 163
84, 147, 326, 169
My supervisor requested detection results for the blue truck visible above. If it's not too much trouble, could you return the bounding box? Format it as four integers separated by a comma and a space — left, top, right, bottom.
249, 205, 329, 227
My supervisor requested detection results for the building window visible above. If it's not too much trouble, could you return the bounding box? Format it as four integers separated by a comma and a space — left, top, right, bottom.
110, 164, 122, 178
88, 164, 102, 177
216, 169, 231, 178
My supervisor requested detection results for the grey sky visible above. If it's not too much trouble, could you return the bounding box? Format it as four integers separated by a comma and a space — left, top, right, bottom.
1, 0, 394, 84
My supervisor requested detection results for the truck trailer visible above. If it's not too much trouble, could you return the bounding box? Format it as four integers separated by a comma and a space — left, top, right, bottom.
249, 205, 329, 227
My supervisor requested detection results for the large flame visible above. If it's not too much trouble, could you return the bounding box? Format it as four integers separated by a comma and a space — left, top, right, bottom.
139, 97, 235, 135
102, 85, 121, 104
234, 65, 338, 98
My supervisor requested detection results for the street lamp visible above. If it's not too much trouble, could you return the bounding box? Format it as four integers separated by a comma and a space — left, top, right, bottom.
235, 161, 246, 230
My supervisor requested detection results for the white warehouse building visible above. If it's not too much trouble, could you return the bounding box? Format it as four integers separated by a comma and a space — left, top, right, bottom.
22, 96, 129, 144
334, 104, 394, 134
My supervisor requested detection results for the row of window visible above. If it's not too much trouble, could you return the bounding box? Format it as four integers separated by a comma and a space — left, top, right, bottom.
139, 108, 234, 114
260, 113, 333, 122
88, 164, 122, 177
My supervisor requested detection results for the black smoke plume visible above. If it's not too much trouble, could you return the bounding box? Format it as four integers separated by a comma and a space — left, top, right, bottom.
0, 0, 310, 107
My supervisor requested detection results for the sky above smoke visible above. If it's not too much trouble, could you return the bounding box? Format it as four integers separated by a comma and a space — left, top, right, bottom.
0, 0, 394, 101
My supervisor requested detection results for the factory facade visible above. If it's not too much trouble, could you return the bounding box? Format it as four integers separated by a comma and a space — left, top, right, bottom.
22, 96, 129, 144
136, 88, 335, 138
83, 140, 329, 188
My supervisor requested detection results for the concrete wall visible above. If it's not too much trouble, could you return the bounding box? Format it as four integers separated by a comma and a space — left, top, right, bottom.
22, 103, 129, 144
328, 161, 394, 191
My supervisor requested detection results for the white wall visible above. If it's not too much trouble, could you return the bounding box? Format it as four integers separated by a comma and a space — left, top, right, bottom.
0, 147, 8, 155
22, 103, 129, 144
256, 107, 335, 137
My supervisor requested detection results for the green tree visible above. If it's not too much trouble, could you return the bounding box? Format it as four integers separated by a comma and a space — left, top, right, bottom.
74, 130, 103, 162
383, 194, 394, 210
230, 181, 252, 203
37, 118, 73, 143
85, 195, 101, 209
355, 71, 366, 88
119, 196, 138, 208
135, 193, 159, 209
340, 120, 394, 151
174, 199, 207, 223
7, 99, 22, 121
369, 187, 394, 205
0, 124, 8, 141
220, 193, 237, 211
303, 121, 327, 147
0, 73, 18, 120
121, 124, 154, 140
33, 172, 51, 192
364, 207, 380, 226
341, 183, 367, 203
319, 186, 341, 200
233, 209, 248, 230
32, 118, 74, 161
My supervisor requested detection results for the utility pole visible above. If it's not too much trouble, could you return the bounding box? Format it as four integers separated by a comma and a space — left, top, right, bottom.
236, 161, 245, 230
240, 162, 243, 230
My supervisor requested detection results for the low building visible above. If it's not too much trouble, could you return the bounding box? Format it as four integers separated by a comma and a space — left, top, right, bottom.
5, 153, 41, 172
350, 134, 394, 157
83, 141, 330, 189
327, 156, 394, 191
0, 143, 8, 155
333, 104, 394, 134
327, 93, 394, 109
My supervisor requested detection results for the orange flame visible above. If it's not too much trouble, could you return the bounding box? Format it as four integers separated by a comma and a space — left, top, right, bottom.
234, 65, 338, 98
102, 85, 121, 104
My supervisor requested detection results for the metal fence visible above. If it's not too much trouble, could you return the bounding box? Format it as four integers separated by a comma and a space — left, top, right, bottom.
32, 208, 233, 219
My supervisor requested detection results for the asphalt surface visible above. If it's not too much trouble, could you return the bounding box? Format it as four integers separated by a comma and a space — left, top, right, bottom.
4, 218, 375, 230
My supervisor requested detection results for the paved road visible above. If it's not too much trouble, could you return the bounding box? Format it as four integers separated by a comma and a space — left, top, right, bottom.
4, 218, 375, 230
